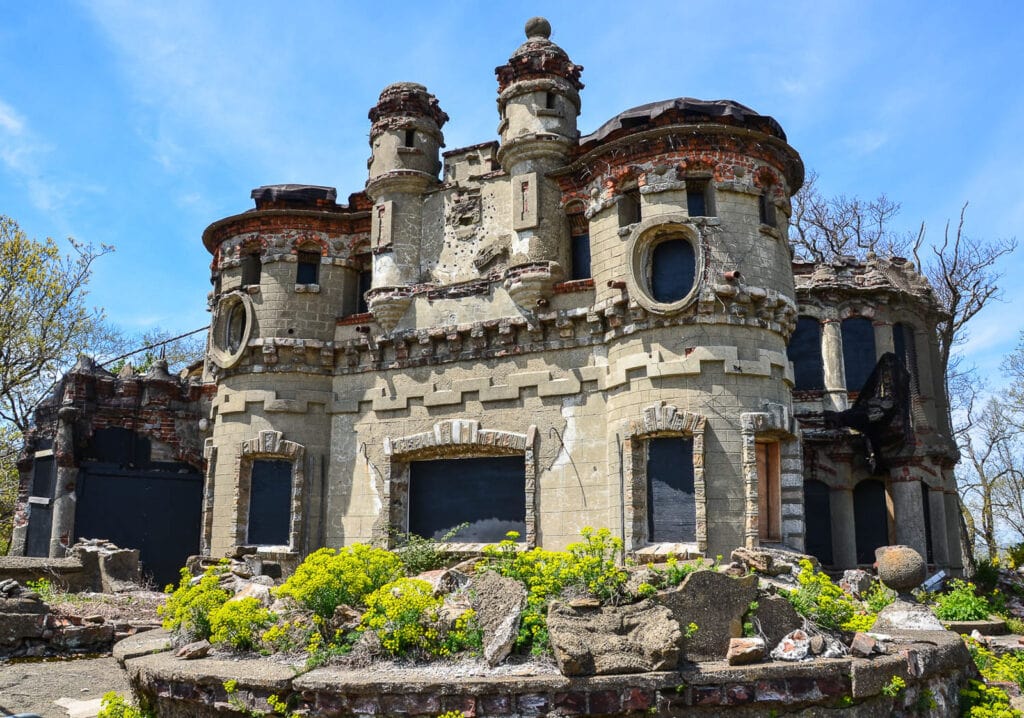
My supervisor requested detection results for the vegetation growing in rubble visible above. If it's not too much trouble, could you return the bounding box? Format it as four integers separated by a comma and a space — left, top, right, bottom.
785, 559, 876, 632
157, 563, 230, 641
274, 544, 404, 620
961, 638, 1024, 717
933, 579, 994, 621
478, 527, 628, 654
209, 597, 276, 650
97, 692, 154, 718
357, 578, 482, 657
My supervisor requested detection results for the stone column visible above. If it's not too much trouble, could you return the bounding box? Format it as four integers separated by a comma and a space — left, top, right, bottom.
829, 487, 857, 569
821, 319, 847, 412
49, 405, 79, 557
873, 320, 894, 357
943, 491, 965, 575
927, 486, 950, 568
890, 477, 928, 559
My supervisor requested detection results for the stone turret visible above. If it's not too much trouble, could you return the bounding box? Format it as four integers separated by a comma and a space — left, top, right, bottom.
495, 17, 583, 291
366, 83, 448, 290
495, 17, 583, 169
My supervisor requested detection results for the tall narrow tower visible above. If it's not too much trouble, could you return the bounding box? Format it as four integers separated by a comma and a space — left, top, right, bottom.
495, 17, 583, 271
366, 82, 448, 290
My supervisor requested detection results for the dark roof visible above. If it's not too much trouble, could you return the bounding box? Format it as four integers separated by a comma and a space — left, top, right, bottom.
580, 97, 787, 148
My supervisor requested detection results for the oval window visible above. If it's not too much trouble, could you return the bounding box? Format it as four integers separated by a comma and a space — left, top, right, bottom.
649, 238, 696, 303
226, 301, 247, 353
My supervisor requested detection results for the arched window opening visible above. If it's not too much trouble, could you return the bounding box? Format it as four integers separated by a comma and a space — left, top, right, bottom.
568, 209, 590, 280
893, 323, 920, 393
789, 316, 824, 390
842, 317, 877, 392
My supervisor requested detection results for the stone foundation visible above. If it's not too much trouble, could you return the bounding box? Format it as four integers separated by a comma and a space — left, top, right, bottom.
117, 628, 975, 717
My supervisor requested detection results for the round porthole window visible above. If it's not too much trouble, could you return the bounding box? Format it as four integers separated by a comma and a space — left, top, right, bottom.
209, 292, 254, 368
626, 215, 702, 314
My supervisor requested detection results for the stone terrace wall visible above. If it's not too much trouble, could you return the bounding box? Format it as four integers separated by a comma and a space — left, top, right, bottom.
117, 628, 975, 717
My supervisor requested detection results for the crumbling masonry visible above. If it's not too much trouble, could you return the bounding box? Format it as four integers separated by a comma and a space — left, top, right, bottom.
12, 18, 962, 581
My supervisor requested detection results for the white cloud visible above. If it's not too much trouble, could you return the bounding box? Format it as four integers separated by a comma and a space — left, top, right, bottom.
0, 99, 25, 135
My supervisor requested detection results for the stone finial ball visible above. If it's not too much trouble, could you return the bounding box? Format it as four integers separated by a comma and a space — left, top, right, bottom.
525, 17, 551, 39
876, 545, 927, 593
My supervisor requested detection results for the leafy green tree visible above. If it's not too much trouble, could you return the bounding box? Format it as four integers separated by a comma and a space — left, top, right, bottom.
0, 215, 114, 552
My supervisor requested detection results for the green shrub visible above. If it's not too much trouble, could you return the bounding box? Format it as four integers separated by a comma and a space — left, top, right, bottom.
392, 523, 467, 575
974, 559, 1002, 594
969, 638, 1024, 692
358, 578, 481, 657
97, 692, 153, 718
1006, 544, 1024, 571
933, 580, 991, 621
785, 560, 875, 632
479, 527, 628, 654
209, 598, 276, 651
649, 555, 715, 589
26, 577, 56, 602
157, 564, 230, 641
864, 582, 896, 613
275, 544, 403, 618
960, 679, 1019, 717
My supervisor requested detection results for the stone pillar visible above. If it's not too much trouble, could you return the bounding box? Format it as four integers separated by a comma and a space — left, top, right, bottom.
874, 320, 894, 357
890, 477, 928, 559
943, 491, 965, 575
49, 405, 79, 557
821, 319, 847, 412
927, 486, 950, 568
829, 487, 857, 569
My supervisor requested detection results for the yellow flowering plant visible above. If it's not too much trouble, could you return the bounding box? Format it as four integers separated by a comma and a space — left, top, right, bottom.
275, 544, 403, 618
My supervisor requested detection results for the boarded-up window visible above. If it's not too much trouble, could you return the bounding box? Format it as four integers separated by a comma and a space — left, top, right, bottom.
647, 437, 696, 543
757, 443, 781, 542
26, 504, 52, 558
296, 250, 320, 285
842, 317, 877, 392
31, 456, 55, 498
853, 479, 888, 565
409, 456, 526, 542
247, 459, 292, 546
649, 239, 695, 303
788, 316, 824, 390
803, 480, 833, 565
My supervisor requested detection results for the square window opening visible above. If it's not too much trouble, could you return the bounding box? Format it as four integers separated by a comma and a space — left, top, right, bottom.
408, 456, 526, 543
247, 459, 292, 546
296, 250, 320, 285
686, 179, 714, 217
241, 252, 261, 287
646, 437, 696, 543
404, 129, 416, 148
618, 190, 642, 227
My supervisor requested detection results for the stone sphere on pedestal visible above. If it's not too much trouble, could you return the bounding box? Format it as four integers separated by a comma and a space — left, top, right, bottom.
876, 545, 927, 593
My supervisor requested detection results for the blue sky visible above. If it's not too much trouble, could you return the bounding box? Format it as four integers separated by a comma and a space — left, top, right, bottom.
0, 2, 1020, 381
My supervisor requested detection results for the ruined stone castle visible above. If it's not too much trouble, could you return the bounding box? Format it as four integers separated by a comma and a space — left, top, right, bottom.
12, 18, 962, 584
